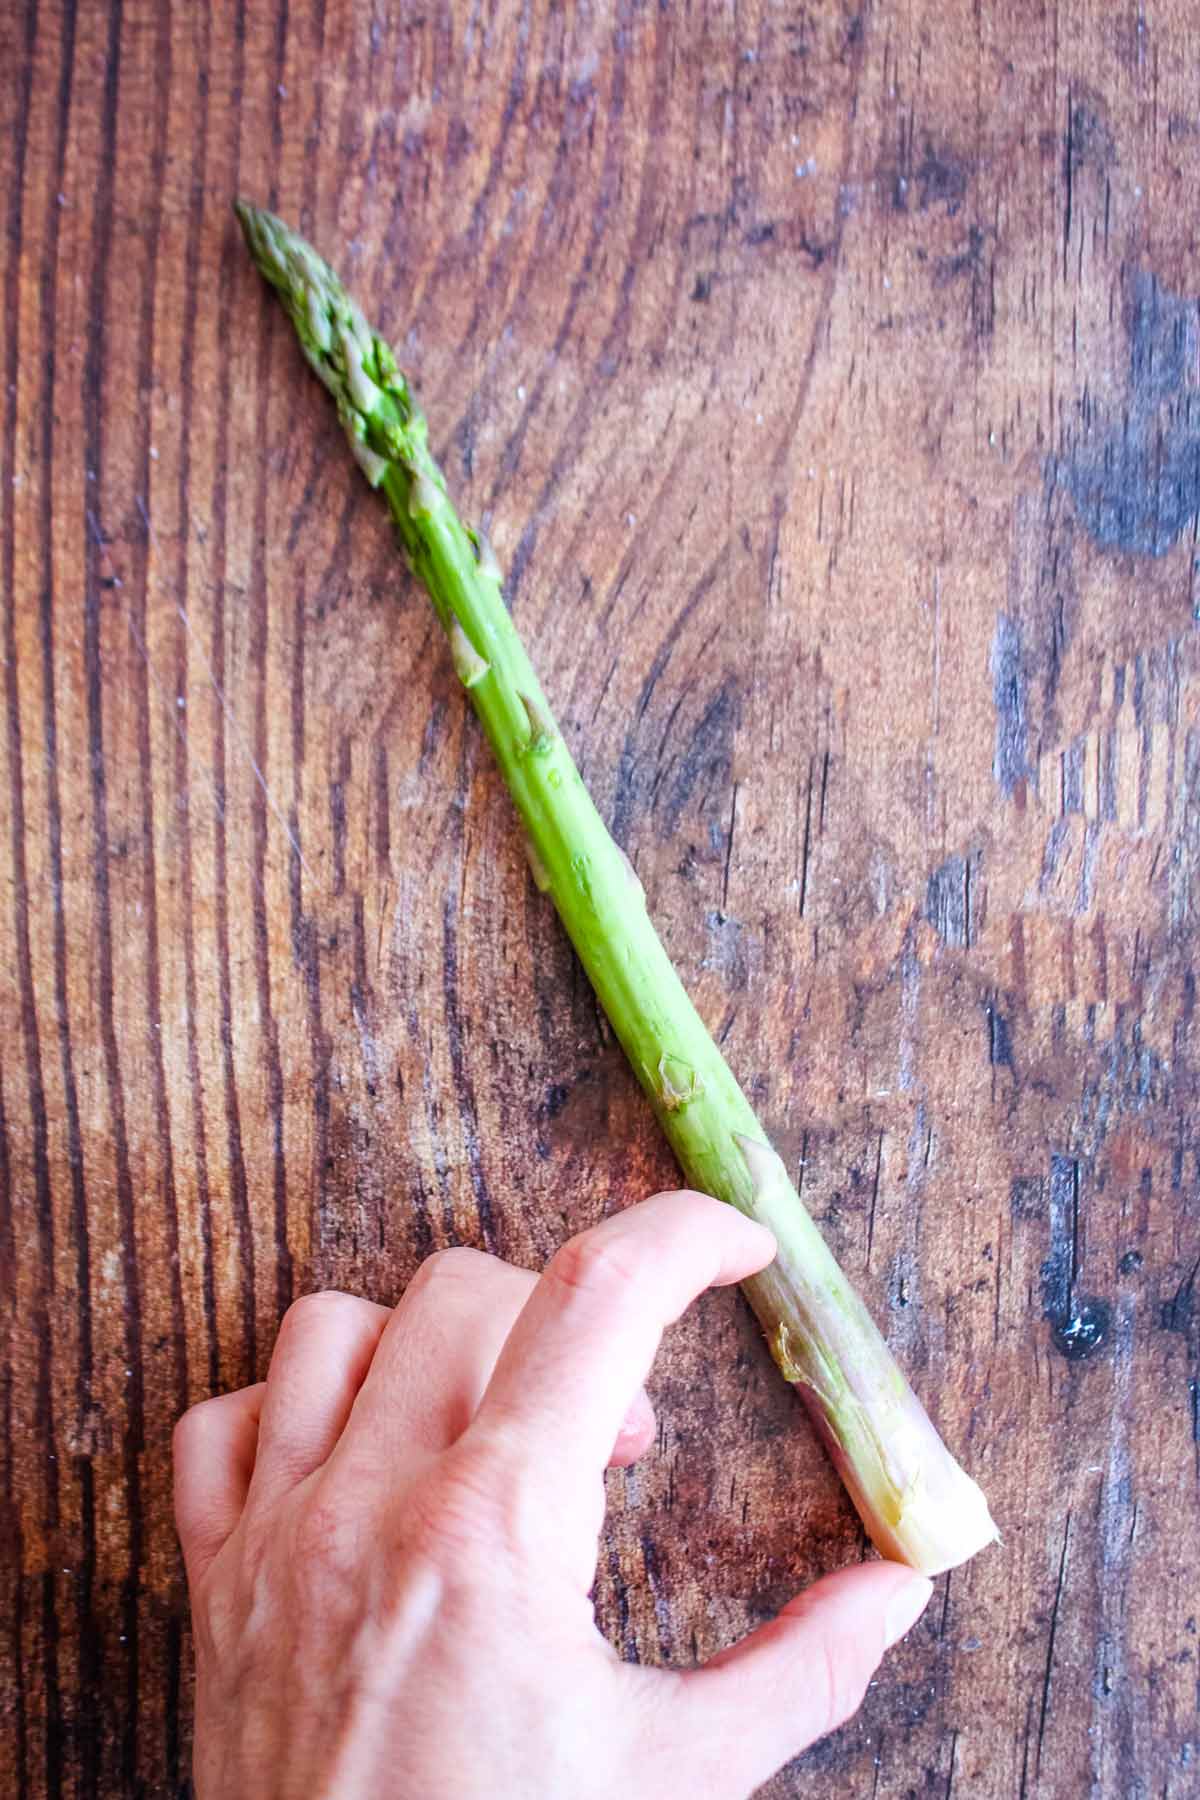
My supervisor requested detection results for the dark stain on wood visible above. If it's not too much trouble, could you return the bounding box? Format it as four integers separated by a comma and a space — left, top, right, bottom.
924, 851, 982, 948
991, 614, 1031, 796
1057, 271, 1200, 557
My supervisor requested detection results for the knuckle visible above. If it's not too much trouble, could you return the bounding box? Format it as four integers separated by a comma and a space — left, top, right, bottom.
406, 1244, 492, 1299
278, 1289, 362, 1341
547, 1228, 642, 1302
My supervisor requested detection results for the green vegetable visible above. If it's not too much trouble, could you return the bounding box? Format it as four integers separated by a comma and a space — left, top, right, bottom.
236, 201, 998, 1576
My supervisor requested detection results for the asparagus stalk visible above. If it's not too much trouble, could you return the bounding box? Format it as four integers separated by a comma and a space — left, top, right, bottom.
236, 201, 998, 1576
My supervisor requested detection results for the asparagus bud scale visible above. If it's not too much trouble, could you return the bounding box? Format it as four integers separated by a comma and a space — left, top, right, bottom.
236, 201, 998, 1577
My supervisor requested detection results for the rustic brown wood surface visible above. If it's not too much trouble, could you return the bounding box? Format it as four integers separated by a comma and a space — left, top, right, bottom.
3, 1, 1199, 1794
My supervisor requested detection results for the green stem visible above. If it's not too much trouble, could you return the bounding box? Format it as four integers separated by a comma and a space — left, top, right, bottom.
236, 201, 998, 1575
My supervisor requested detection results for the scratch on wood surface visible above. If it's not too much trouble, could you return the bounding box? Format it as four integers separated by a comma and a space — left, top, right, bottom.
1036, 1512, 1073, 1778
938, 1569, 954, 1642
945, 1727, 960, 1799
721, 779, 739, 914
870, 1737, 884, 1799
798, 753, 815, 916
866, 1128, 884, 1266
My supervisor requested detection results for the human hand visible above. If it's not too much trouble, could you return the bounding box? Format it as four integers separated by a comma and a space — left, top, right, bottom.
174, 1189, 932, 1798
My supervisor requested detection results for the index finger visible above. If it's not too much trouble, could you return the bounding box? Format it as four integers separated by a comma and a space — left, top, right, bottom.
467, 1190, 775, 1485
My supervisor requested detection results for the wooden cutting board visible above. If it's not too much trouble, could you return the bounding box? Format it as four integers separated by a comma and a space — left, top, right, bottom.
2, 2, 1197, 1793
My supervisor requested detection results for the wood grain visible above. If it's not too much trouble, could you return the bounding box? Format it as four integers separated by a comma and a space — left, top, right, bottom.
2, 1, 1198, 1794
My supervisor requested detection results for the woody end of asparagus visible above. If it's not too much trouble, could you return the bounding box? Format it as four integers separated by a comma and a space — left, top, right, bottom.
236, 201, 998, 1576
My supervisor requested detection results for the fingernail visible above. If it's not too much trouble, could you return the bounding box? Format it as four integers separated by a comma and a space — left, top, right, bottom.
884, 1576, 933, 1649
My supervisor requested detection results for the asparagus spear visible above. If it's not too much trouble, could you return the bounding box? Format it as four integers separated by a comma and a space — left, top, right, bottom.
236, 202, 998, 1576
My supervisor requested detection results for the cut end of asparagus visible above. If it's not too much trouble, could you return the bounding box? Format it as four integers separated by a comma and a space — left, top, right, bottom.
878, 1453, 1000, 1578
738, 1135, 998, 1576
821, 1366, 1000, 1576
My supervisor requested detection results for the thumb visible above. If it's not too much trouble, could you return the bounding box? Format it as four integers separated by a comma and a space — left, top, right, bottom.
665, 1562, 932, 1796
